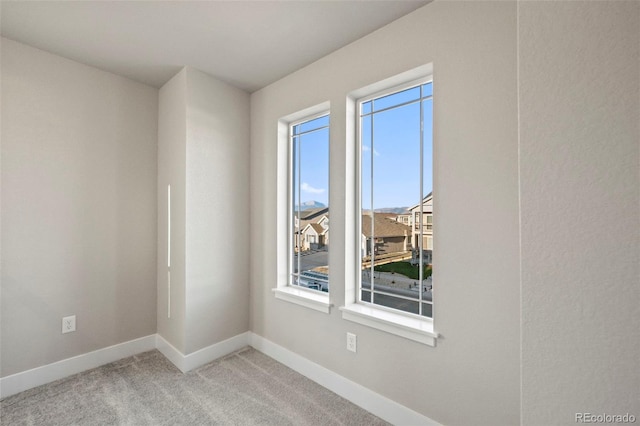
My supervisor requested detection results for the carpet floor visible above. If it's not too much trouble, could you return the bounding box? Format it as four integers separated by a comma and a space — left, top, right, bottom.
1, 347, 389, 426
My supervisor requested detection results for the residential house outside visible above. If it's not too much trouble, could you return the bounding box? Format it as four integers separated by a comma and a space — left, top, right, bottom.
395, 213, 411, 227
408, 193, 433, 264
361, 214, 411, 258
301, 220, 329, 251
294, 207, 328, 252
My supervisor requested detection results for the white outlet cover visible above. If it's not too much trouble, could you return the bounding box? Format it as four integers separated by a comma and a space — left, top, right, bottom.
62, 315, 76, 334
347, 332, 357, 353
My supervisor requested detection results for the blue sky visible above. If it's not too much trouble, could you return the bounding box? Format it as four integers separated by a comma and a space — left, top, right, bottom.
362, 97, 433, 209
293, 120, 330, 207
293, 83, 433, 210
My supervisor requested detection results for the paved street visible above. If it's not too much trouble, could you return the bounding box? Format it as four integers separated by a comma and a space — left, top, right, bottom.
295, 249, 329, 273
363, 291, 433, 317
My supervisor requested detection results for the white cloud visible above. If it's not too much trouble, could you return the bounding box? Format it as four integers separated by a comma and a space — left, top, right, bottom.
301, 182, 325, 194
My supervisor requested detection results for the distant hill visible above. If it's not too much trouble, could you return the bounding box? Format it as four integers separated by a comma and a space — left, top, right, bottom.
298, 200, 326, 210
374, 207, 410, 214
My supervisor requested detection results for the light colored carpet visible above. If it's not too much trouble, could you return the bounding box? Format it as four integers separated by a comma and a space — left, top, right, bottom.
1, 347, 389, 426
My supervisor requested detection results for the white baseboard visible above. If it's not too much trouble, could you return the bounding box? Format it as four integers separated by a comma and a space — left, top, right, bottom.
155, 334, 186, 372
248, 332, 439, 426
156, 332, 250, 373
0, 334, 156, 399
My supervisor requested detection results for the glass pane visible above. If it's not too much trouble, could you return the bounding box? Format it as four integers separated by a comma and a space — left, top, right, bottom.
372, 101, 420, 301
373, 86, 420, 112
373, 293, 419, 315
291, 119, 329, 292
421, 303, 433, 319
422, 82, 433, 98
361, 115, 372, 213
292, 135, 300, 277
422, 98, 433, 199
360, 112, 373, 294
294, 114, 329, 135
372, 102, 421, 209
362, 101, 372, 115
422, 97, 433, 281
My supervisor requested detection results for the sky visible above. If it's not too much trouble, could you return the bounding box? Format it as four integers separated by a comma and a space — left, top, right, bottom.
293, 83, 433, 210
293, 117, 330, 207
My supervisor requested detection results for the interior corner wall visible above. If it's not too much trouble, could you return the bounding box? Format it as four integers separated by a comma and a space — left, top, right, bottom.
157, 68, 188, 353
1, 38, 158, 377
184, 68, 250, 354
249, 2, 520, 425
158, 67, 250, 355
519, 2, 640, 424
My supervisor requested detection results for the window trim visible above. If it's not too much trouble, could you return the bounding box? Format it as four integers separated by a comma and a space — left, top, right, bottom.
274, 286, 331, 314
342, 64, 437, 345
339, 304, 437, 346
275, 102, 332, 314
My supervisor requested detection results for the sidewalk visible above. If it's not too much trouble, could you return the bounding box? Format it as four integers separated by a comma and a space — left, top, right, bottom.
362, 270, 432, 292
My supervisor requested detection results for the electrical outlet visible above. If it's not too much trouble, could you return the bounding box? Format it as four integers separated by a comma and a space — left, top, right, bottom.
62, 315, 76, 334
347, 332, 357, 353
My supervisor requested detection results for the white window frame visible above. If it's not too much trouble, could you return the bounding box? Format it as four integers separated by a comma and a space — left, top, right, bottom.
274, 103, 332, 314
341, 65, 438, 346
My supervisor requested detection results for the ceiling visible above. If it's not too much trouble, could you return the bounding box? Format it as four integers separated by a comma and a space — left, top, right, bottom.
0, 1, 429, 93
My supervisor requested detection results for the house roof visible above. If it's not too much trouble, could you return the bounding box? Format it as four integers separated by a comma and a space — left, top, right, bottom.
408, 192, 433, 213
362, 214, 411, 238
295, 207, 329, 221
310, 223, 326, 234
374, 212, 398, 220
296, 210, 330, 234
301, 222, 328, 236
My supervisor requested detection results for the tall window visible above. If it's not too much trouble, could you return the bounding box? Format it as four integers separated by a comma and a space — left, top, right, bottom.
359, 79, 433, 318
290, 113, 330, 293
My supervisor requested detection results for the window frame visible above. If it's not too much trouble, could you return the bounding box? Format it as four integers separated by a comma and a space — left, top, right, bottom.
274, 104, 332, 314
340, 65, 438, 346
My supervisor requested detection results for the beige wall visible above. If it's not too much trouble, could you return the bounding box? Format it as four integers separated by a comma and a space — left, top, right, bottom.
157, 68, 187, 352
184, 67, 250, 354
157, 67, 250, 355
1, 38, 158, 376
520, 2, 640, 424
250, 2, 520, 425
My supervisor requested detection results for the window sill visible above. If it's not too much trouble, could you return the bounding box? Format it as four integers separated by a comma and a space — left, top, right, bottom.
273, 286, 332, 314
340, 304, 437, 347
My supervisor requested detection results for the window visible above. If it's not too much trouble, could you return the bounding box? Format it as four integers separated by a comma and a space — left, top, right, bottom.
274, 105, 332, 314
341, 65, 437, 346
359, 79, 433, 318
290, 113, 330, 293
414, 213, 433, 230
